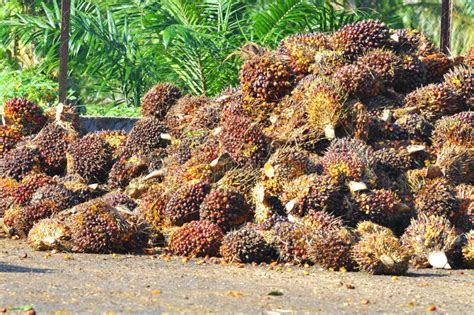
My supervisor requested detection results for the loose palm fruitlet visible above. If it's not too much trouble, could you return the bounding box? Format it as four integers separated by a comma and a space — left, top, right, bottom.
1, 20, 474, 274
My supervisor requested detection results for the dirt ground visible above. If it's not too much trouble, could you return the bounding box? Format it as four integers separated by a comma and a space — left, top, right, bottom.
1, 237, 473, 314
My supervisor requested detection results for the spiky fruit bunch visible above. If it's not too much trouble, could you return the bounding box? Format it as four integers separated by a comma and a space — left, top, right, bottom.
218, 167, 258, 199
320, 138, 375, 183
391, 114, 433, 142
108, 155, 147, 189
303, 78, 347, 132
461, 231, 474, 268
30, 183, 80, 210
420, 53, 452, 83
200, 188, 251, 232
265, 221, 308, 264
27, 218, 69, 251
355, 221, 394, 237
279, 33, 331, 77
436, 144, 474, 184
414, 178, 460, 221
3, 199, 61, 238
306, 227, 354, 270
373, 147, 413, 178
282, 174, 344, 218
432, 112, 474, 149
392, 29, 435, 57
331, 19, 390, 60
220, 224, 275, 263
0, 125, 22, 158
121, 117, 170, 158
141, 83, 181, 119
103, 193, 137, 210
135, 184, 170, 235
12, 173, 55, 206
60, 199, 136, 253
0, 144, 41, 180
168, 220, 223, 257
350, 189, 401, 226
219, 114, 269, 168
393, 54, 427, 93
311, 50, 348, 76
352, 229, 409, 275
67, 134, 114, 183
333, 64, 381, 99
165, 182, 211, 226
401, 214, 457, 268
356, 48, 401, 84
403, 83, 464, 121
2, 97, 46, 135
240, 53, 295, 101
303, 211, 344, 232
442, 66, 473, 105
262, 147, 316, 196
34, 123, 78, 175
455, 184, 473, 227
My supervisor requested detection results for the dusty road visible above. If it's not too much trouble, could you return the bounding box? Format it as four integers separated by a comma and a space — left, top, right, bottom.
1, 237, 473, 314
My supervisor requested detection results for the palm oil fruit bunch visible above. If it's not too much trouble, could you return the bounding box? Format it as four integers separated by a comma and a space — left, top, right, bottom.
331, 19, 391, 60
352, 222, 409, 275
200, 188, 251, 232
279, 33, 331, 78
240, 51, 295, 102
401, 214, 458, 269
141, 83, 182, 119
66, 133, 114, 183
220, 224, 275, 263
2, 19, 474, 273
2, 97, 46, 135
168, 220, 223, 257
55, 199, 138, 253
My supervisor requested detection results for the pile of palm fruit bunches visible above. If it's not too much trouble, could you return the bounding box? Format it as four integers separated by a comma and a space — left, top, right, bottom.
0, 20, 473, 275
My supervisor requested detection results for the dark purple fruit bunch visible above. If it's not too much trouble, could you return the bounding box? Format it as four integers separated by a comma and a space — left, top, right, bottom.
220, 224, 275, 263
121, 117, 170, 157
165, 181, 211, 226
331, 19, 391, 60
61, 199, 136, 253
34, 123, 78, 175
0, 144, 42, 180
67, 134, 114, 183
141, 83, 182, 119
200, 188, 251, 232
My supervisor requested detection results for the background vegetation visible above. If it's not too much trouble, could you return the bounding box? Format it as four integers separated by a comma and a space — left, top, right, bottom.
0, 0, 472, 116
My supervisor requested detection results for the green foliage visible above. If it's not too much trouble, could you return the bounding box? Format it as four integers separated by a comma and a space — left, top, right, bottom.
0, 62, 58, 107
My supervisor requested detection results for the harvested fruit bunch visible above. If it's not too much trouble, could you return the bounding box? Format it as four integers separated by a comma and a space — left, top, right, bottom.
1, 20, 473, 274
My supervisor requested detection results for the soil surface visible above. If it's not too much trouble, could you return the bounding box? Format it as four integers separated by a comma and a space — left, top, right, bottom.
1, 237, 473, 314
